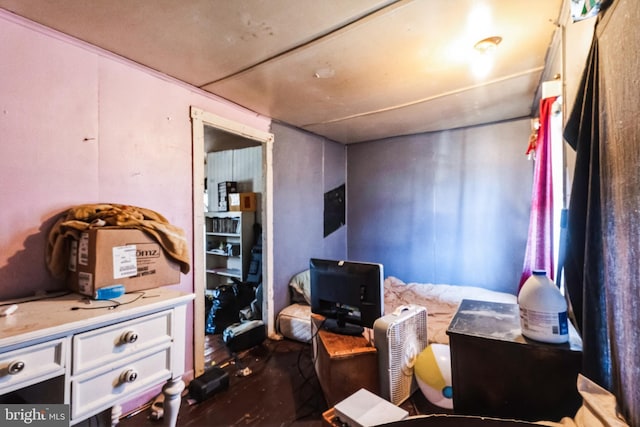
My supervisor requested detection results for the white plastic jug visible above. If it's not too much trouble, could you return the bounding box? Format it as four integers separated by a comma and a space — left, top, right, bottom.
518, 270, 569, 344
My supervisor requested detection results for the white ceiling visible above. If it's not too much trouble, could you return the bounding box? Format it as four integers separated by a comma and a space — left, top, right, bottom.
0, 0, 563, 144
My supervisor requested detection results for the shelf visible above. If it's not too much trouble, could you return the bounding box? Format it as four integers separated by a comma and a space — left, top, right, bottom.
206, 268, 242, 279
206, 215, 241, 234
206, 250, 233, 256
204, 211, 254, 288
206, 232, 240, 237
205, 252, 241, 260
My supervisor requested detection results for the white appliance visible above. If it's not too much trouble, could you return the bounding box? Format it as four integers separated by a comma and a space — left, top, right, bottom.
373, 305, 428, 405
334, 388, 408, 427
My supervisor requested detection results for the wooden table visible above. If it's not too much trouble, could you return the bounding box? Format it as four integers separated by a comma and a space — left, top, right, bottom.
311, 314, 379, 408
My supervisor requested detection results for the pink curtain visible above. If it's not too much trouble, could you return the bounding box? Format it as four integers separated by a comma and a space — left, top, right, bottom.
519, 96, 558, 291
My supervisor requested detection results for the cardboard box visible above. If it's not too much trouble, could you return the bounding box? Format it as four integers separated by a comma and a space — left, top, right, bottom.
229, 192, 256, 211
67, 228, 180, 297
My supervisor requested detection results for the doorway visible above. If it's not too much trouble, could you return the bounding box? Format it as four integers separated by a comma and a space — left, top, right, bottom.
190, 107, 274, 377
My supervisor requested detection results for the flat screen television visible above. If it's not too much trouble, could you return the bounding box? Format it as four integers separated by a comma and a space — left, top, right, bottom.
309, 258, 384, 336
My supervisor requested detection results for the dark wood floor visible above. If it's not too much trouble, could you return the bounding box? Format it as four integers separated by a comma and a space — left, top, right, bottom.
119, 333, 450, 427
120, 336, 328, 427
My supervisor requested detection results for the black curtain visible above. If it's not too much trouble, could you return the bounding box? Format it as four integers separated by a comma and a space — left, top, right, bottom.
564, 36, 612, 390
563, 1, 640, 424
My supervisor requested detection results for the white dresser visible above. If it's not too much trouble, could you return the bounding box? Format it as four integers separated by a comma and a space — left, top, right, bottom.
0, 288, 194, 426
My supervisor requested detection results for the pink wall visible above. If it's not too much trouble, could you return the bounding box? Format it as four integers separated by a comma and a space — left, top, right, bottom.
0, 9, 270, 379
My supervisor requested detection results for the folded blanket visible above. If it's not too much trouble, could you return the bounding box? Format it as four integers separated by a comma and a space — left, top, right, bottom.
46, 203, 191, 279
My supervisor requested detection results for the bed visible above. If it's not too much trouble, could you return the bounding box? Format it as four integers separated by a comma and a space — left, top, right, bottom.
276, 272, 517, 344
276, 273, 630, 427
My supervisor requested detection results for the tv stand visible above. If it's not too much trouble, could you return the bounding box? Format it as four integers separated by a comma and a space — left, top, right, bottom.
311, 314, 379, 407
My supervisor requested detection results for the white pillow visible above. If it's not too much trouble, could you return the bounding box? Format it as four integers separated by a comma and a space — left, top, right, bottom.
288, 269, 311, 305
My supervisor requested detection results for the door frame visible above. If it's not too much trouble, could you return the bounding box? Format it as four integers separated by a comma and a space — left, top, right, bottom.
190, 106, 274, 376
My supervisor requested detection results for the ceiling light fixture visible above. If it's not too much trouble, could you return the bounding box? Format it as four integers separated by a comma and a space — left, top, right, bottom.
314, 67, 335, 79
473, 36, 502, 53
471, 36, 502, 79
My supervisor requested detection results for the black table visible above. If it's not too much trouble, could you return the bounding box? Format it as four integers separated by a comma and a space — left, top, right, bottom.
445, 299, 583, 422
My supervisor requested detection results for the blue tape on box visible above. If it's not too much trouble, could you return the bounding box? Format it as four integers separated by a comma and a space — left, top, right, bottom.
94, 284, 125, 300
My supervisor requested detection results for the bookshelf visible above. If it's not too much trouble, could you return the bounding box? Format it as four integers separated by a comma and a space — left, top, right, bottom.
204, 211, 254, 289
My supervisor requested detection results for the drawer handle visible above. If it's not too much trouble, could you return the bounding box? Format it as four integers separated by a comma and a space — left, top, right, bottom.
120, 368, 139, 384
7, 360, 25, 375
121, 330, 139, 344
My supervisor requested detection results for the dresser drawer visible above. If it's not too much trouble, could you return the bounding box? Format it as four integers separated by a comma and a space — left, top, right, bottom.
0, 339, 65, 394
72, 310, 173, 375
71, 347, 172, 420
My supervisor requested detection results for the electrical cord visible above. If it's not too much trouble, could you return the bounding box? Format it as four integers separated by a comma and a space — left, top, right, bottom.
287, 343, 327, 425
310, 317, 326, 369
70, 291, 147, 311
0, 291, 72, 308
285, 320, 330, 425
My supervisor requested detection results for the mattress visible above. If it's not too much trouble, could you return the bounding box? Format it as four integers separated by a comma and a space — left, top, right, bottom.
277, 303, 312, 343
383, 276, 517, 344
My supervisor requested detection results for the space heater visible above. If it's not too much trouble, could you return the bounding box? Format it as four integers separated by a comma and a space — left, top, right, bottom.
373, 305, 428, 405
